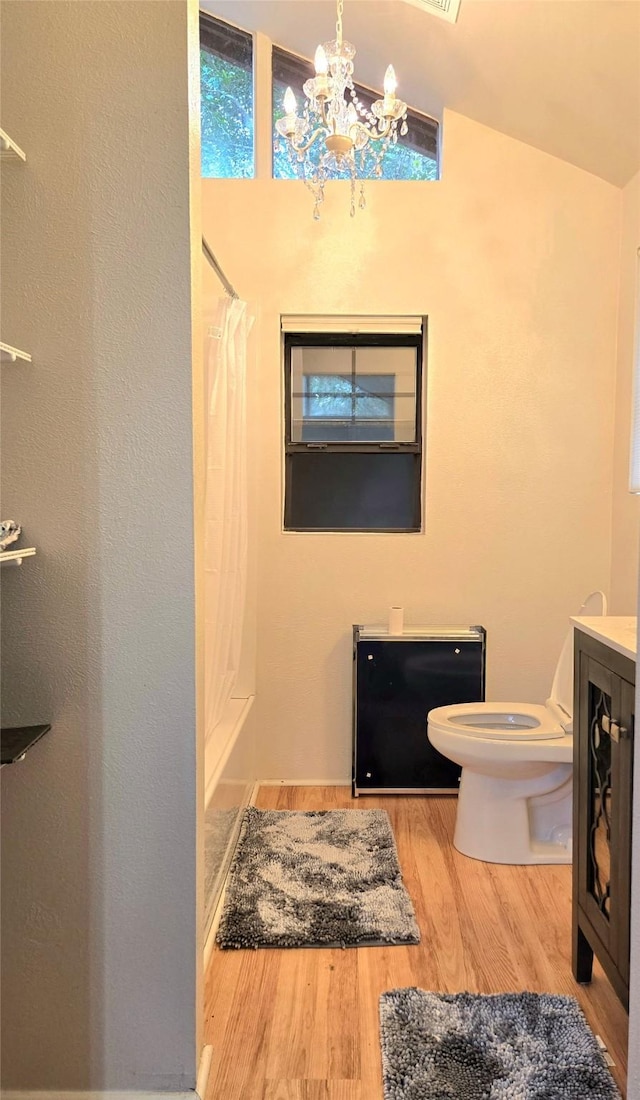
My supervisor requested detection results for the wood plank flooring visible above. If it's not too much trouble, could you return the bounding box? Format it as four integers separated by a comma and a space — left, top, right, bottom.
204, 786, 629, 1099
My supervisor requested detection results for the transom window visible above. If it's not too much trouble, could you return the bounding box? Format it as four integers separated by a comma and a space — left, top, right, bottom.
199, 14, 440, 183
200, 13, 254, 179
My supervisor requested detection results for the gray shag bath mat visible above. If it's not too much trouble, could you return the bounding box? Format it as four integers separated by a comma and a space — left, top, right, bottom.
379, 989, 620, 1099
216, 806, 420, 949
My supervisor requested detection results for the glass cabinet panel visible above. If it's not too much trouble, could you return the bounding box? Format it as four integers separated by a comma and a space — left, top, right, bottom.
587, 683, 613, 919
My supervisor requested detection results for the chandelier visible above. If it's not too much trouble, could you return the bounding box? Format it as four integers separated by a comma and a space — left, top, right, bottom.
275, 0, 408, 219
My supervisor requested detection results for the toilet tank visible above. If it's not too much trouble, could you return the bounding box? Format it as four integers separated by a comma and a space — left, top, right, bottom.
547, 590, 607, 726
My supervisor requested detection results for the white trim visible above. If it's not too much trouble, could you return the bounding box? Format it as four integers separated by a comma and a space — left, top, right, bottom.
253, 31, 273, 180
628, 248, 640, 492
203, 871, 228, 970
0, 1092, 197, 1100
280, 314, 423, 335
196, 1045, 213, 1100
204, 694, 255, 809
257, 778, 350, 787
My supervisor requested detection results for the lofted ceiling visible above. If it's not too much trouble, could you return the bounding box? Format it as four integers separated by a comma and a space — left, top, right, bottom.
202, 0, 640, 187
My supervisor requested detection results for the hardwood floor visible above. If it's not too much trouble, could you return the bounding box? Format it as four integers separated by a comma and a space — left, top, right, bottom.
204, 786, 629, 1099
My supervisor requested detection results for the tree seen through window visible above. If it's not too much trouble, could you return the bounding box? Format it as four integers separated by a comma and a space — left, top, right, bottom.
201, 14, 253, 179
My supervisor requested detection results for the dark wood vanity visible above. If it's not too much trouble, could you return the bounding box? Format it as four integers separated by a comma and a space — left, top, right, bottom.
572, 621, 636, 1010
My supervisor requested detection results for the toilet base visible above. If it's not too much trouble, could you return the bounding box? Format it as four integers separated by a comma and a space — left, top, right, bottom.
453, 765, 573, 865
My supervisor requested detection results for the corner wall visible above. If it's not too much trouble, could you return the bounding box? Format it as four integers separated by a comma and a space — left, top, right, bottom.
202, 109, 622, 782
610, 169, 640, 612
0, 1, 202, 1090
622, 171, 640, 1100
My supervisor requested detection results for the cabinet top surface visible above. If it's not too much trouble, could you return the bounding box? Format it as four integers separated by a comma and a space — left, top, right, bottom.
355, 625, 485, 641
571, 616, 637, 662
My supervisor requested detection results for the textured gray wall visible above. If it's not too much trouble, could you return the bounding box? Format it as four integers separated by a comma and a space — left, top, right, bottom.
1, 1, 200, 1089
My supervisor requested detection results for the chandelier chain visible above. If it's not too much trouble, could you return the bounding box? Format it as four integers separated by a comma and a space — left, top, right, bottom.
336, 0, 343, 45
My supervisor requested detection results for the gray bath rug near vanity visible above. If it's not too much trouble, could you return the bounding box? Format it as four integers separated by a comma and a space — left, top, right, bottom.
216, 806, 420, 949
379, 989, 620, 1099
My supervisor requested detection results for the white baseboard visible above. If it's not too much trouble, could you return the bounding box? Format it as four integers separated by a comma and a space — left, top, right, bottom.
257, 778, 350, 787
0, 1092, 198, 1100
203, 869, 229, 971
3, 1033, 214, 1100
196, 1044, 213, 1100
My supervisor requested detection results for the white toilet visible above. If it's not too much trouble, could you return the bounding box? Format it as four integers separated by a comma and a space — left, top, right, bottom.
427, 591, 607, 865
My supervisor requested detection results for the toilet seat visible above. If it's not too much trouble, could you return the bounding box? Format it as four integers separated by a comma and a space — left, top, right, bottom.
427, 592, 609, 746
428, 701, 566, 741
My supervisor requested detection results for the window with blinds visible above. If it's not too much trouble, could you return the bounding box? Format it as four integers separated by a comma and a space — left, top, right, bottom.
283, 324, 425, 532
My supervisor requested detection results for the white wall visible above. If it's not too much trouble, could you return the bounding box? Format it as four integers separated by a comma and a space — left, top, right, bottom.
0, 1, 203, 1090
203, 109, 622, 782
611, 169, 640, 612
621, 169, 640, 1100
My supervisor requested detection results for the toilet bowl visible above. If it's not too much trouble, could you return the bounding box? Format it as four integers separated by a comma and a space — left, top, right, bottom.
427, 591, 607, 865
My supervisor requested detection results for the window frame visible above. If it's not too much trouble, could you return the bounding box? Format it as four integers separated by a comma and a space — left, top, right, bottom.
199, 10, 253, 68
283, 330, 425, 533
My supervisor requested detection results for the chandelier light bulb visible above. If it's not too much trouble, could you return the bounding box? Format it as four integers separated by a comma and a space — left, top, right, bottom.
314, 45, 329, 75
283, 86, 298, 117
384, 64, 397, 96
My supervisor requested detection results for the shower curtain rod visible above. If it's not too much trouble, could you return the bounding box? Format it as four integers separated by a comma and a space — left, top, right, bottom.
202, 236, 239, 300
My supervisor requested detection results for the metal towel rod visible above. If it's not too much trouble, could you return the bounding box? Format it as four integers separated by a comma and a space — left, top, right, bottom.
202, 236, 239, 299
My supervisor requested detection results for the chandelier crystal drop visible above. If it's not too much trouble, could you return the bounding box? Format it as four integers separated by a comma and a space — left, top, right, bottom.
275, 0, 408, 219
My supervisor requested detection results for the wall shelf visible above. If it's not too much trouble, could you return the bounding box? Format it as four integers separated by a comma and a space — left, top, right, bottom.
0, 547, 37, 565
0, 127, 26, 162
1, 725, 51, 765
1, 341, 31, 364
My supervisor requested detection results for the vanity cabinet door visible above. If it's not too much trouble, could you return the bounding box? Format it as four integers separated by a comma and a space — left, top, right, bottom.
575, 654, 617, 957
573, 632, 635, 1009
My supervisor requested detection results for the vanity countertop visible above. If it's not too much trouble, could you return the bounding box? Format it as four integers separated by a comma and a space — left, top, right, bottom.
571, 615, 637, 662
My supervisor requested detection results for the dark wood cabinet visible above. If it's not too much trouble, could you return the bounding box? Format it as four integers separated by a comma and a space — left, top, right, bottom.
352, 625, 486, 796
572, 629, 635, 1010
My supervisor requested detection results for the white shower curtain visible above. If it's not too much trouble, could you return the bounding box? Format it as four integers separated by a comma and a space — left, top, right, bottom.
204, 296, 252, 739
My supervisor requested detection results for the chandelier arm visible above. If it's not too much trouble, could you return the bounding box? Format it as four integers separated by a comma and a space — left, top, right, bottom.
351, 119, 393, 142
290, 127, 329, 155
